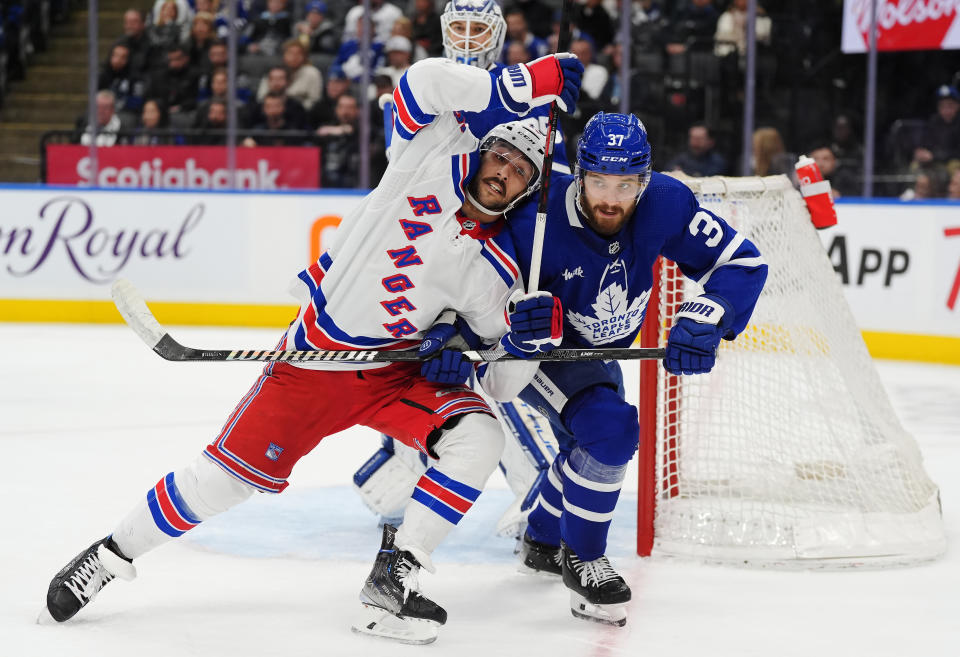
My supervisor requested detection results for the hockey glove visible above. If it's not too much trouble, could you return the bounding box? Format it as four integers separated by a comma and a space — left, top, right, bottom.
497, 53, 584, 115
419, 311, 473, 385
500, 291, 563, 358
663, 295, 733, 375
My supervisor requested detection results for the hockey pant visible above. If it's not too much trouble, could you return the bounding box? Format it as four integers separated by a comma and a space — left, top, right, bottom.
518, 360, 640, 561
110, 362, 504, 567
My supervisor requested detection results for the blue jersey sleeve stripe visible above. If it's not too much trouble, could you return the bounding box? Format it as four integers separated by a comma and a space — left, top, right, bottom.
451, 154, 466, 202
395, 74, 436, 129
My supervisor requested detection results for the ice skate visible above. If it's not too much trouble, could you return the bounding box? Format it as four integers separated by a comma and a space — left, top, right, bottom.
43, 536, 136, 623
352, 524, 446, 645
518, 532, 562, 577
561, 543, 630, 627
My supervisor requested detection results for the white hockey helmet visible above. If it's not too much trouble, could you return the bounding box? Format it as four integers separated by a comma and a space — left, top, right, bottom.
468, 120, 546, 215
441, 0, 506, 70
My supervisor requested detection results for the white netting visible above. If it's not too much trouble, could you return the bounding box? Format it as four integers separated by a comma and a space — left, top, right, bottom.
648, 175, 945, 567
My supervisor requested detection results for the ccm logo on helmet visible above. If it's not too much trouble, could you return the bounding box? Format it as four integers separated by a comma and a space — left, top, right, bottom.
601, 156, 629, 162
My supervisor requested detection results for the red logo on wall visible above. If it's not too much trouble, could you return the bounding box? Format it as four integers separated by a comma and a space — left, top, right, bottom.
46, 145, 320, 190
844, 0, 960, 52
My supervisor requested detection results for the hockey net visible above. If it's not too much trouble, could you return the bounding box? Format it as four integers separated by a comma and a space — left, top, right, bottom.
637, 175, 945, 567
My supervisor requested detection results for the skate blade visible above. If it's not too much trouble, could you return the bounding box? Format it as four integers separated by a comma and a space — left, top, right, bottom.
569, 592, 628, 627
516, 562, 562, 579
36, 606, 58, 626
351, 604, 440, 645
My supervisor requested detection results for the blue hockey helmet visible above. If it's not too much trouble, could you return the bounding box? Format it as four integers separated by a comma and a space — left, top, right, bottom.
576, 112, 652, 200
441, 0, 506, 70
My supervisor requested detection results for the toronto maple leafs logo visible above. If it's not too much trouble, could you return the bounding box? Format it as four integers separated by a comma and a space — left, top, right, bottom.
567, 259, 651, 345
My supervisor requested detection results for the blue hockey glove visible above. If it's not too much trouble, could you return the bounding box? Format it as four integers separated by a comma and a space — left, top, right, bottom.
663, 295, 733, 375
500, 291, 563, 358
419, 311, 472, 385
421, 349, 473, 385
497, 53, 584, 114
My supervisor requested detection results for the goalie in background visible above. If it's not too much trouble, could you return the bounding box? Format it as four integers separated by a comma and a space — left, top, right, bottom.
481, 112, 769, 626
42, 52, 583, 645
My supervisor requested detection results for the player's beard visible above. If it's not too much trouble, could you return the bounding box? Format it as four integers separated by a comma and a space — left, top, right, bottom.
581, 197, 634, 236
467, 175, 513, 214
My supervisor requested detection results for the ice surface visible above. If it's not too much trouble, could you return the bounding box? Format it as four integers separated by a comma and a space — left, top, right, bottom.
2, 324, 957, 656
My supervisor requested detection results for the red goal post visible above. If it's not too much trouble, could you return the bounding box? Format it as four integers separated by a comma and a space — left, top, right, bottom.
636, 175, 945, 568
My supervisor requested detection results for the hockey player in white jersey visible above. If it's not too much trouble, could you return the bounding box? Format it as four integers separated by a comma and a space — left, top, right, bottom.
480, 112, 769, 626
43, 54, 583, 645
354, 0, 565, 541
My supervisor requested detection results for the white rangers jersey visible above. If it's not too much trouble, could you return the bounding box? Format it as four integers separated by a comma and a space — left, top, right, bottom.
283, 58, 523, 369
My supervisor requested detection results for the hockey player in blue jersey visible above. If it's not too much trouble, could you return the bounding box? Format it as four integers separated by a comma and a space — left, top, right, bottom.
478, 112, 768, 626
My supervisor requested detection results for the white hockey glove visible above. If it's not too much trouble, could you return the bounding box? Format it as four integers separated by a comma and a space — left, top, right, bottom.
496, 53, 583, 115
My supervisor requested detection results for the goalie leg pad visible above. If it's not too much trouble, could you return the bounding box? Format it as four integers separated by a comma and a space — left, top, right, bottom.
353, 440, 427, 517
111, 455, 255, 559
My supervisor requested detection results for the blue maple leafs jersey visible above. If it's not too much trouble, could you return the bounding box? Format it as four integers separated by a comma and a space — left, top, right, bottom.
506, 172, 768, 349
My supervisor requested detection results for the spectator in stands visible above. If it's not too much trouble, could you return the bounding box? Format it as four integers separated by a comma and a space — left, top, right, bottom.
245, 0, 293, 56
147, 44, 201, 122
335, 13, 385, 82
503, 7, 549, 62
752, 126, 796, 181
570, 37, 607, 102
914, 84, 960, 171
598, 41, 655, 116
829, 113, 863, 166
410, 0, 442, 57
668, 122, 728, 177
389, 17, 428, 62
666, 0, 718, 55
244, 91, 308, 145
99, 43, 146, 118
900, 169, 944, 201
295, 1, 339, 55
185, 12, 217, 68
948, 169, 960, 200
504, 41, 529, 65
192, 98, 228, 144
809, 142, 858, 198
196, 67, 249, 124
573, 0, 614, 51
279, 39, 322, 110
510, 0, 553, 39
343, 0, 402, 43
129, 99, 176, 145
253, 65, 307, 127
195, 0, 249, 43
308, 63, 350, 128
376, 35, 412, 89
149, 0, 188, 54
713, 0, 771, 61
76, 90, 130, 146
118, 9, 154, 76
316, 93, 361, 187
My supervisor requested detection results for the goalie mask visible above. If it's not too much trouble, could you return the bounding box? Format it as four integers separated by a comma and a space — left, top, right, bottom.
467, 121, 546, 216
575, 112, 652, 212
441, 0, 506, 70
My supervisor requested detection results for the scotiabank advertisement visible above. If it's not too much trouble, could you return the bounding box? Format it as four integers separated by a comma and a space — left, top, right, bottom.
45, 145, 321, 190
842, 0, 960, 52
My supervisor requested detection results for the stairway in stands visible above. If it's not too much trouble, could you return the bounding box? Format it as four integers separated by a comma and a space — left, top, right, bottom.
0, 0, 128, 182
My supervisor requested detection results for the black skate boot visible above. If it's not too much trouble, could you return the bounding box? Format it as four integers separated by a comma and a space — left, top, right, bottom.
561, 542, 631, 627
45, 536, 137, 622
352, 524, 446, 644
518, 532, 562, 577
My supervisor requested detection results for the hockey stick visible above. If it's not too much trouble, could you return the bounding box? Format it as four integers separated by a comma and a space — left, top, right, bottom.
527, 0, 574, 293
111, 279, 664, 363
